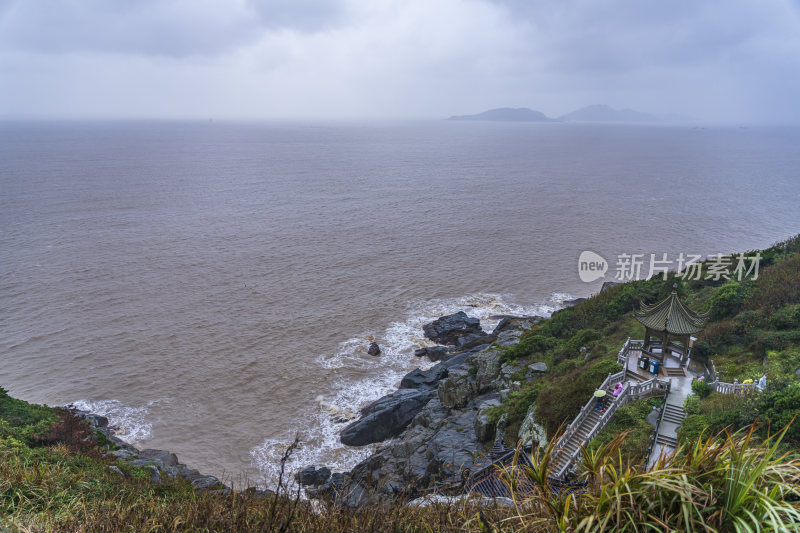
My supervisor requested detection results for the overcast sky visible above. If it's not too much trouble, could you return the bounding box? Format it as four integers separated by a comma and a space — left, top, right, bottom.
1, 0, 798, 122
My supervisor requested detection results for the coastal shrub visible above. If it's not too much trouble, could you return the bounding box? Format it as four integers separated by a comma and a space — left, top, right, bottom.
747, 254, 800, 311
678, 413, 711, 444
0, 386, 57, 445
756, 328, 800, 351
692, 379, 712, 399
764, 349, 800, 378
703, 320, 739, 351
733, 309, 762, 334
499, 331, 557, 363
511, 423, 800, 532
589, 399, 656, 462
756, 379, 800, 441
769, 303, 800, 330
683, 394, 701, 415
562, 328, 600, 357
709, 281, 748, 320
585, 358, 621, 381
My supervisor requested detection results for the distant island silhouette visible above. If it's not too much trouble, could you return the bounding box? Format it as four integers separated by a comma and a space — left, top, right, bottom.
559, 104, 658, 123
447, 107, 554, 122
448, 104, 662, 123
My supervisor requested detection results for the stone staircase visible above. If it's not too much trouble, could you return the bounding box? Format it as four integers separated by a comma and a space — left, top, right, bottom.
663, 367, 687, 378
661, 403, 686, 425
551, 371, 672, 479
647, 403, 687, 466
552, 384, 616, 475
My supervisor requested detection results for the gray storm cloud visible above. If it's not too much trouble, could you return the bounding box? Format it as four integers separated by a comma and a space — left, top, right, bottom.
0, 0, 798, 121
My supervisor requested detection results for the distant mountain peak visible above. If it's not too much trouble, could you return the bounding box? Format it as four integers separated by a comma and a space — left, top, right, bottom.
559, 104, 658, 123
448, 107, 555, 122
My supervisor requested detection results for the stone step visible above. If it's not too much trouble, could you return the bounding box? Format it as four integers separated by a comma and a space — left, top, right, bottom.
662, 404, 686, 424
664, 403, 685, 415
656, 433, 679, 447
663, 367, 686, 377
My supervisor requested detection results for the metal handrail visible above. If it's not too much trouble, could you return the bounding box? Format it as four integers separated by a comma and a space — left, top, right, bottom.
551, 377, 670, 478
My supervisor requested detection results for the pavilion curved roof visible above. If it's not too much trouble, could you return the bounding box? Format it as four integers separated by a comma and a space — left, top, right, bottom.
635, 291, 709, 336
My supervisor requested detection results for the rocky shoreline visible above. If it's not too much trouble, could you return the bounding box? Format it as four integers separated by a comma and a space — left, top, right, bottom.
299, 311, 554, 506
66, 308, 564, 506
68, 407, 271, 497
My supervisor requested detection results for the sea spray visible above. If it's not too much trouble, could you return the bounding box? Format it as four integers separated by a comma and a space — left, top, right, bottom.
249, 291, 569, 488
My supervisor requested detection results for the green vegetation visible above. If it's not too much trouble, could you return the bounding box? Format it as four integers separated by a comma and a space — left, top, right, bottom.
2, 387, 798, 532
0, 387, 57, 445
489, 234, 800, 448
589, 398, 661, 462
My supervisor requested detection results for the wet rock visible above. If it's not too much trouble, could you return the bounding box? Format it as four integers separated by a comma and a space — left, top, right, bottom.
528, 362, 548, 373
455, 333, 495, 350
601, 281, 620, 292
140, 449, 179, 467
400, 365, 448, 390
191, 476, 221, 489
518, 403, 547, 449
491, 316, 538, 336
496, 330, 523, 347
426, 409, 482, 478
367, 342, 381, 356
129, 458, 164, 469
340, 389, 436, 446
162, 466, 180, 478
408, 494, 514, 507
296, 466, 332, 486
413, 346, 452, 361
646, 407, 661, 427
422, 311, 485, 346
111, 448, 137, 461
564, 298, 586, 307
108, 465, 124, 476
438, 367, 479, 409
85, 414, 109, 428
438, 348, 502, 409
146, 465, 161, 484
474, 397, 502, 442
500, 363, 521, 380
468, 350, 503, 391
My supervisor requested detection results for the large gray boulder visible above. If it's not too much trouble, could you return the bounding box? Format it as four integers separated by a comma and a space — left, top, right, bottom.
400, 365, 449, 390
413, 346, 452, 361
474, 396, 502, 442
340, 389, 436, 446
296, 466, 332, 486
518, 403, 547, 449
139, 449, 179, 467
422, 311, 485, 346
438, 348, 503, 409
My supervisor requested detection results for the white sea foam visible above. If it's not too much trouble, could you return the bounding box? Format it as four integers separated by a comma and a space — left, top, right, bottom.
251, 292, 571, 488
67, 398, 165, 444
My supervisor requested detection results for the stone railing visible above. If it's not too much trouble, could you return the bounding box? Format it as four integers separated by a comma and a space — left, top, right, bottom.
712, 379, 759, 395
706, 359, 718, 383
617, 338, 644, 366
551, 376, 669, 479
555, 371, 626, 454
643, 391, 670, 467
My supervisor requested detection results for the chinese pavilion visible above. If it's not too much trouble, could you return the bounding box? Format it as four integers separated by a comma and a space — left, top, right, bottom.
635, 288, 709, 358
